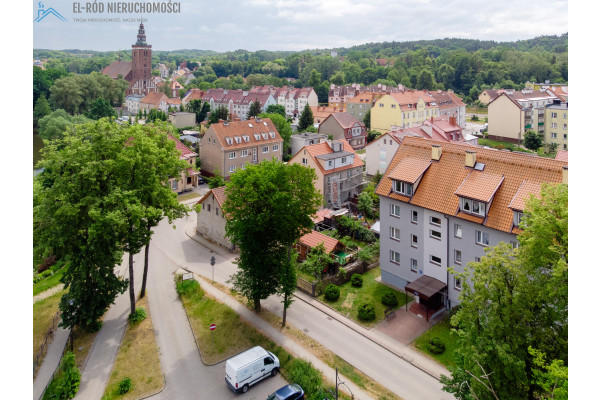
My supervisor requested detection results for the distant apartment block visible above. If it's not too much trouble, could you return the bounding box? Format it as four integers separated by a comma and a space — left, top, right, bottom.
544, 99, 568, 150
250, 85, 318, 118
201, 89, 277, 121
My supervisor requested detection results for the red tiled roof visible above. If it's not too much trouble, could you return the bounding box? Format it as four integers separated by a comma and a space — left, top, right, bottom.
142, 92, 168, 105
327, 112, 366, 129
455, 171, 505, 203
376, 137, 567, 234
208, 118, 283, 150
311, 209, 333, 224
302, 140, 364, 175
299, 231, 340, 254
508, 180, 542, 211
102, 61, 132, 79
555, 150, 568, 162
196, 186, 226, 207
168, 134, 197, 159
387, 157, 432, 184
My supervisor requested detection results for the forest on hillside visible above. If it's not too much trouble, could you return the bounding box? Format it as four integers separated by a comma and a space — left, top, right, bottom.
34, 34, 568, 105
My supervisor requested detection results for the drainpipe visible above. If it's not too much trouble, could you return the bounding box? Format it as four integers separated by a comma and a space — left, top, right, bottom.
444, 215, 451, 310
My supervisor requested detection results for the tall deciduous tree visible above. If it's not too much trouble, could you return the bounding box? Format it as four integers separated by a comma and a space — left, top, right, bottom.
442, 184, 568, 400
223, 160, 321, 312
34, 94, 52, 126
297, 104, 314, 132
259, 113, 292, 156
266, 104, 286, 117
85, 98, 117, 120
363, 109, 371, 131
208, 105, 229, 124
524, 130, 543, 150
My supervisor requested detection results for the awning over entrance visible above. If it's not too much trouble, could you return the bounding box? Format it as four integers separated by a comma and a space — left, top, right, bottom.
405, 275, 447, 301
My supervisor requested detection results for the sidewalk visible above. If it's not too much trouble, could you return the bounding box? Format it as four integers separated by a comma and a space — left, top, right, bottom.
184, 218, 450, 382
32, 327, 70, 400
192, 274, 374, 400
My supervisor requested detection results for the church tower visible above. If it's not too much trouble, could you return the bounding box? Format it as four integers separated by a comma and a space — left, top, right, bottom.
130, 23, 155, 95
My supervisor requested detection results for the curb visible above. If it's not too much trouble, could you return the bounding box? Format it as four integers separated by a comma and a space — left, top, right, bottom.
292, 291, 445, 382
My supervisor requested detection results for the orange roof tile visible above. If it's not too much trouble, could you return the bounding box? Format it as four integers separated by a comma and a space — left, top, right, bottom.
208, 118, 283, 150
168, 134, 197, 159
303, 140, 364, 175
508, 180, 542, 211
555, 150, 568, 162
455, 171, 505, 203
376, 137, 567, 234
299, 231, 340, 254
387, 157, 432, 184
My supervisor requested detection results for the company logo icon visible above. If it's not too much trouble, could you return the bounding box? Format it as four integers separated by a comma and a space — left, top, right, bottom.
34, 2, 68, 22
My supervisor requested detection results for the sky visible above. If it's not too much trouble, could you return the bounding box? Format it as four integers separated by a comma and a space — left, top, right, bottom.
32, 0, 569, 52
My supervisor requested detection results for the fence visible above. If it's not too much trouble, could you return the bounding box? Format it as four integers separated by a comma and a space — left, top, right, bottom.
296, 260, 379, 298
36, 328, 72, 400
33, 310, 61, 376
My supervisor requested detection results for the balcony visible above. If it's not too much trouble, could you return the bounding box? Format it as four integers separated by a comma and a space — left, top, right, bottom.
525, 124, 532, 129
538, 122, 544, 126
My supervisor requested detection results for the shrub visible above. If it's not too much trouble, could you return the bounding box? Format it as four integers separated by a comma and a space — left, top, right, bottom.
37, 255, 57, 273
34, 269, 53, 283
118, 377, 133, 394
128, 307, 147, 324
323, 284, 340, 301
44, 352, 80, 400
357, 303, 376, 321
176, 277, 203, 298
427, 337, 446, 354
350, 273, 363, 288
287, 358, 323, 396
381, 291, 398, 307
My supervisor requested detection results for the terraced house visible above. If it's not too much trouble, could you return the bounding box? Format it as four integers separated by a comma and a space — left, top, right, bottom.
376, 137, 567, 315
370, 90, 440, 133
199, 117, 283, 179
289, 139, 364, 209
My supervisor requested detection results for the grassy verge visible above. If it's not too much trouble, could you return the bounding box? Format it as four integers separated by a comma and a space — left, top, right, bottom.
177, 192, 201, 202
477, 138, 533, 152
102, 295, 163, 400
412, 315, 458, 368
466, 107, 487, 114
33, 291, 65, 364
34, 263, 68, 296
317, 267, 411, 328
176, 277, 351, 399
198, 276, 401, 400
355, 149, 366, 154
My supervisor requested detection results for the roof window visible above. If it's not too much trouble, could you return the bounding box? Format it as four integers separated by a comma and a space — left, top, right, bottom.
262, 133, 268, 140
248, 123, 253, 128
243, 135, 249, 142
254, 134, 260, 140
234, 136, 241, 144
269, 132, 275, 139
225, 137, 233, 145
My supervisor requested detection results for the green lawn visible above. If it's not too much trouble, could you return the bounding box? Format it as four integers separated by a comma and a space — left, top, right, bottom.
412, 315, 459, 368
466, 107, 488, 114
33, 291, 65, 365
177, 192, 201, 202
34, 268, 66, 296
317, 267, 411, 327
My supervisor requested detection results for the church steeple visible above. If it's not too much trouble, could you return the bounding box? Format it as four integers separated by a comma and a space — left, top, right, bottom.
135, 23, 147, 46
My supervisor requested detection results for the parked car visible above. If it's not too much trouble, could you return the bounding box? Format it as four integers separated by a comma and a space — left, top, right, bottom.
267, 384, 305, 400
225, 346, 280, 393
197, 176, 205, 184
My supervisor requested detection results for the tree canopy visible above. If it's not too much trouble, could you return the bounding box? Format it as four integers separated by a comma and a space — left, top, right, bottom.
297, 104, 314, 132
247, 99, 262, 119
37, 109, 91, 142
223, 160, 322, 312
442, 184, 568, 400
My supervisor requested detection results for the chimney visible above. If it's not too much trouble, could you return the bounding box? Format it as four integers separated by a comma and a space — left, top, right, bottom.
431, 144, 442, 161
562, 166, 568, 184
449, 116, 457, 127
465, 151, 476, 168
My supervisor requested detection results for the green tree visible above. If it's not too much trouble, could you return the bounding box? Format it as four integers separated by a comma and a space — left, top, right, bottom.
416, 70, 435, 90
357, 191, 374, 219
442, 184, 567, 400
524, 130, 543, 150
299, 243, 331, 283
38, 109, 91, 142
308, 69, 322, 88
277, 248, 298, 327
259, 113, 292, 156
297, 104, 314, 132
363, 109, 371, 130
146, 109, 167, 123
85, 98, 117, 120
266, 104, 286, 117
367, 130, 382, 143
247, 99, 262, 119
208, 169, 226, 189
208, 105, 229, 124
223, 160, 321, 312
34, 93, 52, 126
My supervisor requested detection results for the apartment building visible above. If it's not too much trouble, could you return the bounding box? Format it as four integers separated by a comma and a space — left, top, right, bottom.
487, 89, 557, 144
371, 91, 439, 133
346, 93, 381, 121
545, 100, 568, 150
376, 137, 567, 311
199, 117, 283, 179
318, 112, 367, 150
328, 83, 405, 108
250, 85, 318, 118
428, 90, 466, 128
289, 140, 364, 209
201, 89, 277, 121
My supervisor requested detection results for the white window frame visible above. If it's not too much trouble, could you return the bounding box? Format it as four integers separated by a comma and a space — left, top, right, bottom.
410, 258, 418, 272
341, 156, 347, 163
229, 165, 235, 173
460, 197, 486, 217
390, 227, 400, 240
262, 146, 269, 153
454, 277, 462, 290
393, 180, 413, 196
454, 249, 462, 264
430, 255, 442, 265
454, 224, 462, 238
430, 216, 441, 226
229, 151, 236, 159
411, 234, 418, 248
390, 250, 400, 264
551, 132, 557, 139
302, 157, 308, 165
411, 210, 418, 224
241, 149, 248, 157
272, 144, 280, 152
430, 230, 442, 240
390, 204, 401, 217
476, 230, 490, 246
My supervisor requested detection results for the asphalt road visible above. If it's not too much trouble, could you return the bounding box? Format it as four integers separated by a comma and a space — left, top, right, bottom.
149, 213, 454, 400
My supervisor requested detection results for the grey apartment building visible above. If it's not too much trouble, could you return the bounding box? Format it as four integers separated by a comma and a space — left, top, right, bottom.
376, 137, 567, 311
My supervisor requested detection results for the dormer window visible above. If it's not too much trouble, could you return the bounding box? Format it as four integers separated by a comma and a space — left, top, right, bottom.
460, 198, 486, 217
262, 133, 268, 140
243, 135, 249, 142
393, 181, 413, 196
254, 134, 260, 140
234, 136, 241, 144
341, 156, 347, 164
269, 132, 275, 139
225, 137, 233, 145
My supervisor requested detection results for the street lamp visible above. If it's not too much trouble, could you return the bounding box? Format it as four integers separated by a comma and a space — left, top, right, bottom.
68, 299, 75, 352
210, 256, 216, 282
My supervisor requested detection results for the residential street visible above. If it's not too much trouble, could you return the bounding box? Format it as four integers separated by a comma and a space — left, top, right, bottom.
146, 209, 454, 400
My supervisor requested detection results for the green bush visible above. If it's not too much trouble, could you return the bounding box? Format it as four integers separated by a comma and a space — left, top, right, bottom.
287, 358, 323, 397
350, 273, 363, 288
357, 303, 376, 321
34, 269, 53, 283
118, 377, 133, 394
427, 337, 446, 354
324, 284, 340, 301
43, 352, 80, 400
176, 277, 203, 298
381, 291, 399, 307
128, 307, 147, 324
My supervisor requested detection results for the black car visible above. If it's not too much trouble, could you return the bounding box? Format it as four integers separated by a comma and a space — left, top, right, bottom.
267, 383, 305, 400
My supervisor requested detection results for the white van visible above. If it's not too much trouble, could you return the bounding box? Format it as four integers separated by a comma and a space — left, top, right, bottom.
225, 346, 280, 393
